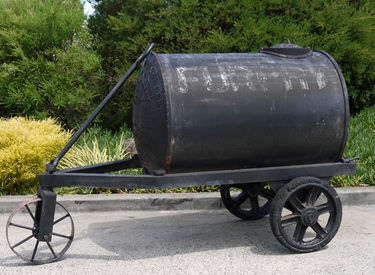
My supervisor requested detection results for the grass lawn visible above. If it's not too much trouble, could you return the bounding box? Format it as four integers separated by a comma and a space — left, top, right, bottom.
332, 106, 375, 187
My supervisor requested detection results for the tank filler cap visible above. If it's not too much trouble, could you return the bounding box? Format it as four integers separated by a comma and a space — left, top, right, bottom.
259, 40, 312, 59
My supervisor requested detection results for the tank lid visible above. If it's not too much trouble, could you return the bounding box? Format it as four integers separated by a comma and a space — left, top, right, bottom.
259, 40, 312, 59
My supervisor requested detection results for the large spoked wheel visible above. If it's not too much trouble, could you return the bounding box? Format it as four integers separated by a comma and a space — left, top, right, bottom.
270, 177, 342, 253
6, 197, 74, 264
220, 183, 275, 220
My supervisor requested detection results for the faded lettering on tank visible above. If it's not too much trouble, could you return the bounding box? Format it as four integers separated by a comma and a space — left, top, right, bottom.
175, 61, 318, 95
214, 66, 243, 93
202, 67, 212, 91
299, 78, 309, 90
246, 80, 256, 91
316, 71, 326, 90
176, 67, 188, 94
284, 79, 292, 91
269, 72, 279, 78
256, 71, 268, 92
227, 66, 240, 92
217, 66, 230, 93
190, 76, 199, 82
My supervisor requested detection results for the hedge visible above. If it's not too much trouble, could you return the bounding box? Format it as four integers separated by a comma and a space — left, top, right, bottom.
0, 0, 104, 129
89, 0, 375, 128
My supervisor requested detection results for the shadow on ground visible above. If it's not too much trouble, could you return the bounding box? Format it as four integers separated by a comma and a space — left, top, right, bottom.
1, 211, 294, 266
80, 211, 290, 261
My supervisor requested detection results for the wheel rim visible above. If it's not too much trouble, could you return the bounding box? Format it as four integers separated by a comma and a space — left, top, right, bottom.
221, 184, 274, 220
277, 183, 340, 249
6, 197, 74, 264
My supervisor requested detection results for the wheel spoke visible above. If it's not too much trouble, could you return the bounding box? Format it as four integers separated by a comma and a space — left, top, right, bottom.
52, 232, 73, 239
45, 239, 57, 258
259, 189, 275, 200
25, 205, 35, 222
316, 203, 332, 215
12, 234, 34, 249
9, 222, 34, 231
284, 201, 294, 212
53, 214, 70, 225
293, 222, 307, 243
281, 214, 301, 226
262, 199, 272, 210
311, 222, 327, 238
288, 194, 305, 213
307, 186, 321, 206
31, 240, 39, 262
249, 197, 260, 212
233, 192, 248, 207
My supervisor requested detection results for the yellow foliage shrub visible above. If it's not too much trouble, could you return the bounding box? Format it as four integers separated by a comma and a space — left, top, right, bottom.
0, 117, 71, 194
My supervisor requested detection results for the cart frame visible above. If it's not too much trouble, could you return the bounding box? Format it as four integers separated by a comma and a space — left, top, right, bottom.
6, 43, 358, 264
39, 156, 356, 190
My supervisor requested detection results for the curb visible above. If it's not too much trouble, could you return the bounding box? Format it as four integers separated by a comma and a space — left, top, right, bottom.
0, 187, 374, 213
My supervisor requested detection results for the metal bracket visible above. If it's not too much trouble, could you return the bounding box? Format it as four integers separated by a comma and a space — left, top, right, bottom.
341, 157, 360, 163
35, 188, 57, 242
151, 169, 166, 176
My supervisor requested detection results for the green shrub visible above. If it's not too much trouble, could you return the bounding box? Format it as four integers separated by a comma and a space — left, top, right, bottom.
0, 0, 104, 129
89, 0, 375, 127
332, 106, 375, 186
55, 126, 139, 194
58, 134, 130, 169
73, 125, 134, 153
0, 117, 71, 195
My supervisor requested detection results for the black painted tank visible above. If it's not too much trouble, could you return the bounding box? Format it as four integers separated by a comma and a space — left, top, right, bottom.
133, 43, 349, 174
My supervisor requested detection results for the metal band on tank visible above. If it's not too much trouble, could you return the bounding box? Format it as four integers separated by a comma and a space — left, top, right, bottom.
316, 50, 350, 160
133, 52, 169, 174
152, 52, 173, 173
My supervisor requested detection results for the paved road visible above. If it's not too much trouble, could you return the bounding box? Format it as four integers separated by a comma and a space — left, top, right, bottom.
1, 205, 374, 275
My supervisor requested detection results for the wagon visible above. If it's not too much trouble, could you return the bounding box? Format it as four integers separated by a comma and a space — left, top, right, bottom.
6, 43, 357, 264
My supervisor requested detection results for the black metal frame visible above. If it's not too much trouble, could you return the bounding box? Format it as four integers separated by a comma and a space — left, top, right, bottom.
39, 156, 356, 190
34, 43, 357, 250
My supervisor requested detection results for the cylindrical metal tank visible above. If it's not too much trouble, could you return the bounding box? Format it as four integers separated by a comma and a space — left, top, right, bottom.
133, 43, 349, 174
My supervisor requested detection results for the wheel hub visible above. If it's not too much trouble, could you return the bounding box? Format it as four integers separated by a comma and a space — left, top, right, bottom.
301, 207, 319, 226
32, 224, 39, 236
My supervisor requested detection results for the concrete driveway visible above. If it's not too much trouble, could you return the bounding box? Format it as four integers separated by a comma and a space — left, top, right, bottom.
1, 205, 374, 274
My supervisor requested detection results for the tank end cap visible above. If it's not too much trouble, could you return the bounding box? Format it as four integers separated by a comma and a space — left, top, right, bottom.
260, 43, 312, 59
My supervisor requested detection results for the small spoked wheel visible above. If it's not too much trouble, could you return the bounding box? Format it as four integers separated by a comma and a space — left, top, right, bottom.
6, 197, 74, 264
220, 183, 274, 220
270, 177, 342, 253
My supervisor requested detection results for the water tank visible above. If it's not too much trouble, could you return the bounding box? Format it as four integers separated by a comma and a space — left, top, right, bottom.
133, 43, 349, 174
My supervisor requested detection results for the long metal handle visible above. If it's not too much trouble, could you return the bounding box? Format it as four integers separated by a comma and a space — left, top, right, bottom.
45, 43, 154, 174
